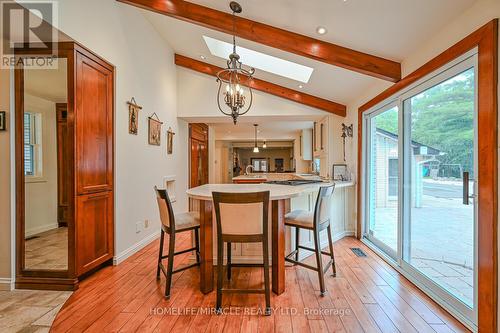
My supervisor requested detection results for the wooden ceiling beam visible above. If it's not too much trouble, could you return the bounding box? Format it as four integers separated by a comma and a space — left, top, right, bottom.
175, 54, 346, 117
117, 0, 401, 82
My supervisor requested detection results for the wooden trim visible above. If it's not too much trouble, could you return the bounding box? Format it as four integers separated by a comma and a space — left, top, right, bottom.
272, 199, 286, 295
357, 19, 498, 332
175, 54, 346, 116
198, 200, 214, 294
117, 0, 401, 82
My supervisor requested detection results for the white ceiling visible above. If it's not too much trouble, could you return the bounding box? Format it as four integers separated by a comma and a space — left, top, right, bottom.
212, 120, 313, 141
142, 0, 475, 106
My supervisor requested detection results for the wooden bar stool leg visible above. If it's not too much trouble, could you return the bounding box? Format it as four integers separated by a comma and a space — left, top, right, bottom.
216, 239, 224, 313
313, 229, 326, 296
227, 242, 232, 280
165, 232, 175, 299
157, 229, 165, 279
194, 228, 201, 264
263, 239, 271, 315
295, 227, 300, 262
327, 225, 336, 277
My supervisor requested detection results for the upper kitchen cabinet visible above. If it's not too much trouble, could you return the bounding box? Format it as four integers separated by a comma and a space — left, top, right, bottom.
300, 128, 312, 161
314, 116, 328, 157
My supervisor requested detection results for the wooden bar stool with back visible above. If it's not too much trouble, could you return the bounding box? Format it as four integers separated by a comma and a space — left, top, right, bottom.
284, 184, 337, 296
154, 186, 200, 299
212, 191, 271, 315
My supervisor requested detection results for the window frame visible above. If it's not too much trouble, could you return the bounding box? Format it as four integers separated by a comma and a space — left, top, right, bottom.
361, 49, 479, 329
23, 111, 43, 180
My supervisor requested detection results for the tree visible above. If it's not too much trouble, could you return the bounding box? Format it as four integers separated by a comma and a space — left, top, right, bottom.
374, 68, 475, 177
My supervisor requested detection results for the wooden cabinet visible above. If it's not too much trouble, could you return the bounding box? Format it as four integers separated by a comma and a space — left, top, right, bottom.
76, 192, 114, 275
15, 42, 115, 290
74, 48, 114, 276
76, 52, 113, 194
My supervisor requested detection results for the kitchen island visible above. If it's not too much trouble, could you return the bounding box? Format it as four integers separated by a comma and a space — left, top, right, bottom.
186, 180, 355, 295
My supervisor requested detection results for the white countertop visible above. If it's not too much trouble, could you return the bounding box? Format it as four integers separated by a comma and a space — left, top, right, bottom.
186, 181, 355, 201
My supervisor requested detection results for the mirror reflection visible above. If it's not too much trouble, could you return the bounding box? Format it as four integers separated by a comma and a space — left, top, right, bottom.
24, 58, 69, 271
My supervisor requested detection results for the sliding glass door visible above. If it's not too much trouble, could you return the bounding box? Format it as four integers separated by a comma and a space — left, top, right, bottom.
365, 105, 400, 258
363, 52, 477, 327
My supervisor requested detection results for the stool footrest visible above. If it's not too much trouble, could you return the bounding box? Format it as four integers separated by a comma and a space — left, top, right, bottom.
298, 245, 332, 256
161, 246, 198, 259
284, 256, 318, 271
221, 288, 266, 294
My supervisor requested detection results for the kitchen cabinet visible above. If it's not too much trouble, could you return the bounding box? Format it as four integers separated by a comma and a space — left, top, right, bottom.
300, 128, 312, 161
314, 117, 328, 157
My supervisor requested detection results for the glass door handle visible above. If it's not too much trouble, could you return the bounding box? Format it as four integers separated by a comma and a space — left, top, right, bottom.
463, 171, 470, 205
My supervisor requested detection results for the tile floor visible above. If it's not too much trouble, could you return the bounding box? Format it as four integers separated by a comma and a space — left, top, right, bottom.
0, 289, 72, 333
25, 227, 68, 271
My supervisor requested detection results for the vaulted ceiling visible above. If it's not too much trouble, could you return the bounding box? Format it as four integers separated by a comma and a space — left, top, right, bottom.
120, 0, 476, 108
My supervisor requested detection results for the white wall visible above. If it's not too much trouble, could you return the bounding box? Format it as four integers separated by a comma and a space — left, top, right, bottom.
24, 94, 58, 236
28, 0, 190, 261
177, 68, 327, 120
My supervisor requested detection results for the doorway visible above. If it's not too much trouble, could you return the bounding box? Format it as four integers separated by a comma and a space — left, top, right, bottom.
189, 123, 208, 209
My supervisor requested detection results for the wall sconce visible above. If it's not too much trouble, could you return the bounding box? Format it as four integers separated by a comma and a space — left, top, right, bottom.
341, 123, 353, 162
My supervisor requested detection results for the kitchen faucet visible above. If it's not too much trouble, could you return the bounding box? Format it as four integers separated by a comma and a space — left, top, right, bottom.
245, 165, 254, 175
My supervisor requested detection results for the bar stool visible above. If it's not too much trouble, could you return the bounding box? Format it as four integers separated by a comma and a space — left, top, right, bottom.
212, 191, 271, 315
284, 184, 336, 296
154, 186, 200, 299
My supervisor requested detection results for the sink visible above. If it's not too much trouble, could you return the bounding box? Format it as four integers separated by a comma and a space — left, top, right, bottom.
243, 174, 265, 178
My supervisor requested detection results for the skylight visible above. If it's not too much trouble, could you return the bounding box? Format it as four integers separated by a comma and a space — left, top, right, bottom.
203, 36, 314, 83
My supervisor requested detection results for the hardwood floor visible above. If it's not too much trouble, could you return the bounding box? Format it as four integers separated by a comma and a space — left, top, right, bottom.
51, 233, 470, 332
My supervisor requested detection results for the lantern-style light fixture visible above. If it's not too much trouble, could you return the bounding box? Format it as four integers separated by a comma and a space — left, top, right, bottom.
216, 1, 255, 124
253, 124, 259, 153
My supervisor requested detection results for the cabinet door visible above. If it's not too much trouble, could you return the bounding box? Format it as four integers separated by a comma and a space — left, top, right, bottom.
75, 52, 113, 194
76, 192, 114, 275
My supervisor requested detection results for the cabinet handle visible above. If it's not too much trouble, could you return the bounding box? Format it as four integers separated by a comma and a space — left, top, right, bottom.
299, 136, 302, 156
320, 123, 324, 150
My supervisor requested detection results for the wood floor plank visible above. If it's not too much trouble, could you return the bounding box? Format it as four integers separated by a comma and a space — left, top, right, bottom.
50, 235, 471, 333
365, 304, 399, 333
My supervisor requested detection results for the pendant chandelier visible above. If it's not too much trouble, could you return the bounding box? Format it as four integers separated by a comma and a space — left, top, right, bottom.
216, 1, 255, 125
253, 124, 259, 153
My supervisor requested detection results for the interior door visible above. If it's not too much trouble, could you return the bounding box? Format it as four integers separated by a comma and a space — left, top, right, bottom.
189, 124, 208, 210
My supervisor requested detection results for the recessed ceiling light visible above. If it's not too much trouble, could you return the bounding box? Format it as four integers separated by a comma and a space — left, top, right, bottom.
316, 26, 327, 35
200, 55, 206, 60
298, 84, 304, 89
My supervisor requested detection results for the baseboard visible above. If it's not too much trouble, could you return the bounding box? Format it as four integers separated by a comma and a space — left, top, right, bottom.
113, 232, 159, 265
25, 223, 59, 238
0, 278, 14, 291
